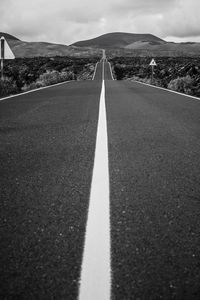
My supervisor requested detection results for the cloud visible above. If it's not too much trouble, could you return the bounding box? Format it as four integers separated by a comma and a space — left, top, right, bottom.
161, 0, 200, 38
113, 0, 177, 15
0, 0, 200, 44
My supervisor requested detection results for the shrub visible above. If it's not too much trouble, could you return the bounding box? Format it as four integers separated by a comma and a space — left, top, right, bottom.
113, 64, 126, 80
128, 75, 152, 84
167, 75, 194, 94
0, 78, 19, 97
37, 70, 75, 85
1, 57, 99, 97
110, 57, 200, 97
37, 70, 60, 85
21, 70, 74, 91
21, 81, 44, 91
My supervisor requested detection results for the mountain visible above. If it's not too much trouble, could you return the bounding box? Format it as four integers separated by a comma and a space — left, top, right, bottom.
71, 32, 165, 48
0, 32, 101, 58
1, 32, 200, 57
71, 32, 200, 57
6, 39, 101, 58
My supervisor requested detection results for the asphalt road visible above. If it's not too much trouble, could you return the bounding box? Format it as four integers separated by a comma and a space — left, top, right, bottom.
1, 61, 200, 299
105, 66, 200, 300
0, 71, 102, 299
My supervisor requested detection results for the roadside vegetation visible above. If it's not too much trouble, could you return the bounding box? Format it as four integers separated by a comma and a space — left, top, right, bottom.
110, 57, 200, 97
0, 57, 99, 98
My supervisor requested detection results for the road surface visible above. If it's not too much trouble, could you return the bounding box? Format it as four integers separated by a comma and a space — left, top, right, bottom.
1, 60, 200, 299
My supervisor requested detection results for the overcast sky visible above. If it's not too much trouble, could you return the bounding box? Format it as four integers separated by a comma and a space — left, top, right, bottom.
1, 0, 200, 44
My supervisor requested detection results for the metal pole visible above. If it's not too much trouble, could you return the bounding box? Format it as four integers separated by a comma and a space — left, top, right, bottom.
1, 37, 5, 81
151, 65, 154, 85
1, 58, 4, 81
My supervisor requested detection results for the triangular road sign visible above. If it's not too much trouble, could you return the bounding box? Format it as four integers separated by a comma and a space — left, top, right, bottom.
149, 58, 157, 66
1, 36, 15, 59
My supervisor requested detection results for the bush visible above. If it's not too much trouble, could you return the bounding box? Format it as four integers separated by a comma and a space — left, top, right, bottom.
37, 70, 60, 85
22, 70, 74, 91
1, 57, 99, 97
167, 75, 194, 94
0, 78, 19, 97
129, 76, 151, 84
21, 81, 44, 91
36, 70, 74, 85
110, 57, 200, 97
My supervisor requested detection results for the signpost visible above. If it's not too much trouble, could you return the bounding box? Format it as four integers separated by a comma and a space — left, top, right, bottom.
149, 58, 157, 84
0, 36, 15, 81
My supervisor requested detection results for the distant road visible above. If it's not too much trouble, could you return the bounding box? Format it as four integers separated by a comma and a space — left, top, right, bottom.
1, 58, 200, 299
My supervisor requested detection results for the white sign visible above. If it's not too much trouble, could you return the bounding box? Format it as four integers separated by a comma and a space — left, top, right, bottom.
1, 36, 15, 59
149, 58, 157, 66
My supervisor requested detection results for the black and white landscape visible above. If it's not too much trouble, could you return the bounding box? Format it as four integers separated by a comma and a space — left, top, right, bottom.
1, 1, 200, 299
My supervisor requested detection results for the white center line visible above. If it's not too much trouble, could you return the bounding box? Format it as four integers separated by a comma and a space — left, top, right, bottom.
78, 62, 111, 300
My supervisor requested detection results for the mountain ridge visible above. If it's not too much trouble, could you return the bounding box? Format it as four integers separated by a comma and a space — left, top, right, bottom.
71, 32, 200, 57
0, 32, 101, 57
0, 31, 200, 57
71, 32, 165, 48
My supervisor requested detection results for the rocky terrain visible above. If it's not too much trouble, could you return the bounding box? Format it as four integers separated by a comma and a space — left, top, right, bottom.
110, 57, 200, 97
0, 57, 98, 97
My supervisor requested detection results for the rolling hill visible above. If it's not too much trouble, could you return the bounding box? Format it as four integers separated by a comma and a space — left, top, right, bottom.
0, 32, 101, 58
1, 32, 200, 57
71, 32, 165, 48
72, 32, 200, 57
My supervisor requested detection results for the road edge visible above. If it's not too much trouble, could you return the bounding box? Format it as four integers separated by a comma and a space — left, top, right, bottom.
92, 63, 99, 80
132, 80, 200, 101
0, 80, 72, 102
108, 62, 114, 81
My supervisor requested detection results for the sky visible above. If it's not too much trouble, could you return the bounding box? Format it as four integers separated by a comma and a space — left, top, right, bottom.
1, 0, 200, 44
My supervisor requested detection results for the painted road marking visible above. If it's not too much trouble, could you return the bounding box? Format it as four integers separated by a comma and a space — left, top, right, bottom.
92, 62, 99, 80
133, 80, 200, 101
79, 63, 111, 300
108, 62, 114, 80
0, 80, 72, 102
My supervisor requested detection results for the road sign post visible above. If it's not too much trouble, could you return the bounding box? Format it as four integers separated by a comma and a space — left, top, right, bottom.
1, 37, 5, 80
0, 36, 15, 81
149, 58, 157, 85
1, 58, 4, 81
